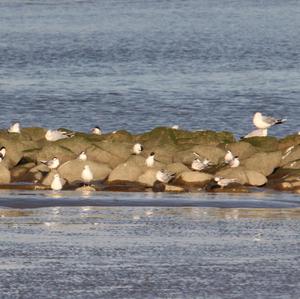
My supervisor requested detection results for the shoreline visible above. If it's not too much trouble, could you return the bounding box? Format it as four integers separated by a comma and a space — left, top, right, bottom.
0, 126, 299, 195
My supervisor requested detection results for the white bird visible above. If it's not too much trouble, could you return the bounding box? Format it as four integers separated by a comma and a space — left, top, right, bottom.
229, 156, 240, 168
45, 129, 73, 141
156, 169, 175, 184
253, 112, 286, 129
133, 143, 143, 155
145, 152, 155, 167
8, 122, 21, 133
243, 128, 268, 139
51, 174, 63, 191
191, 158, 211, 171
224, 150, 234, 164
40, 157, 60, 169
81, 165, 93, 185
78, 151, 87, 161
172, 125, 179, 130
0, 147, 6, 162
91, 126, 102, 135
214, 177, 238, 188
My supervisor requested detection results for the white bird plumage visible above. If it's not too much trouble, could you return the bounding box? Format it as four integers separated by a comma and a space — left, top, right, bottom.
156, 169, 175, 184
78, 151, 87, 161
214, 177, 238, 188
145, 152, 155, 167
91, 127, 102, 135
133, 143, 143, 155
191, 158, 211, 171
40, 157, 60, 169
81, 165, 93, 185
229, 156, 240, 168
243, 128, 268, 139
253, 112, 286, 129
0, 147, 6, 162
8, 122, 21, 134
224, 150, 234, 164
51, 174, 63, 191
45, 129, 73, 141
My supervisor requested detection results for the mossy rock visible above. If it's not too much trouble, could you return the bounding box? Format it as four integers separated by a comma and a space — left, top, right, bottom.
135, 127, 178, 146
54, 135, 92, 154
279, 134, 300, 150
21, 127, 48, 141
36, 144, 77, 164
242, 136, 279, 152
226, 141, 257, 160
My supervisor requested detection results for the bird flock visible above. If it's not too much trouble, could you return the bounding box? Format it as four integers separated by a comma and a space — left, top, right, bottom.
2, 111, 287, 191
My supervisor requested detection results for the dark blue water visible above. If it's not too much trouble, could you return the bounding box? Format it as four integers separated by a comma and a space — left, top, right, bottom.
0, 0, 299, 136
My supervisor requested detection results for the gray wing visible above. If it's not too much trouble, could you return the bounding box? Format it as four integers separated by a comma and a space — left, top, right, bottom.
262, 115, 277, 125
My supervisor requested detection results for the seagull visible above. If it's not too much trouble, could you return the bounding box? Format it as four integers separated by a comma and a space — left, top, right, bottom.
91, 126, 102, 135
229, 156, 240, 168
8, 122, 21, 133
51, 174, 63, 191
242, 128, 268, 139
214, 177, 238, 188
253, 112, 286, 129
45, 129, 73, 141
145, 152, 155, 167
0, 147, 6, 162
132, 143, 143, 155
40, 157, 60, 169
224, 150, 234, 164
156, 169, 176, 184
172, 125, 179, 130
78, 151, 87, 161
81, 165, 93, 186
191, 158, 212, 171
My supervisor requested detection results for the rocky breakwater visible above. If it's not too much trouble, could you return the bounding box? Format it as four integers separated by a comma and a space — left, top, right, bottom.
1, 126, 300, 194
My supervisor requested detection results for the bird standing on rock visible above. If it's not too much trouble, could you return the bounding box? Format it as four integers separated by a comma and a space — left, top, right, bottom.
40, 157, 60, 169
214, 177, 238, 188
8, 122, 21, 133
253, 112, 286, 129
78, 151, 87, 161
133, 143, 143, 155
0, 147, 6, 162
91, 126, 102, 135
224, 150, 234, 164
145, 152, 155, 167
45, 129, 73, 141
81, 165, 93, 186
51, 174, 63, 191
191, 158, 211, 171
156, 169, 175, 184
229, 156, 240, 168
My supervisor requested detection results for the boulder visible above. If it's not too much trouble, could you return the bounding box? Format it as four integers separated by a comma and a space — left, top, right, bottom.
108, 161, 143, 184
166, 162, 190, 174
0, 164, 11, 184
21, 127, 48, 141
58, 160, 111, 184
243, 151, 282, 176
137, 169, 158, 187
216, 167, 267, 186
226, 142, 257, 160
280, 145, 300, 166
36, 144, 77, 165
177, 171, 214, 187
86, 144, 123, 168
0, 137, 24, 168
242, 136, 279, 152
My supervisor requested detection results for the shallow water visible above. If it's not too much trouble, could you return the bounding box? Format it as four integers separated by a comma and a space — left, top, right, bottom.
0, 0, 299, 136
0, 191, 300, 298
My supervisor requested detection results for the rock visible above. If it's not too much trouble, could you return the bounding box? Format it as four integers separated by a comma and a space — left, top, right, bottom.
76, 185, 96, 192
177, 171, 214, 187
93, 140, 132, 161
165, 162, 190, 174
108, 161, 143, 184
0, 137, 24, 168
216, 167, 267, 186
42, 170, 66, 187
243, 151, 282, 176
0, 164, 11, 184
36, 144, 76, 165
280, 145, 300, 166
58, 160, 111, 184
165, 185, 185, 192
55, 135, 91, 153
176, 145, 225, 165
242, 136, 279, 152
29, 163, 50, 173
21, 127, 48, 141
226, 141, 257, 160
137, 169, 158, 187
86, 144, 123, 168
279, 133, 300, 150
136, 127, 177, 147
